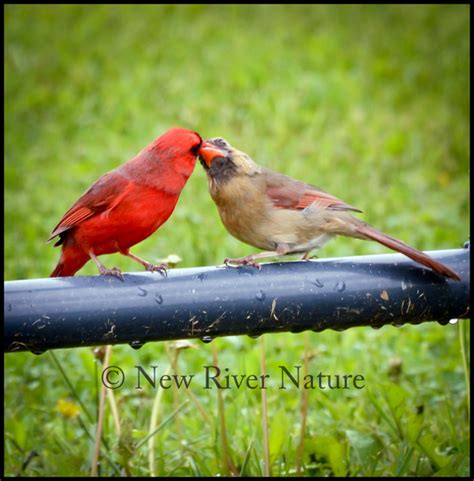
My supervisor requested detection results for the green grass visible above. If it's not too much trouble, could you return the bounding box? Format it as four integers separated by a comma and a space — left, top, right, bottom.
4, 4, 470, 477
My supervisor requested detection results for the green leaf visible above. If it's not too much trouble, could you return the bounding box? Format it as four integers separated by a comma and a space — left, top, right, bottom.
269, 409, 287, 463
312, 434, 347, 477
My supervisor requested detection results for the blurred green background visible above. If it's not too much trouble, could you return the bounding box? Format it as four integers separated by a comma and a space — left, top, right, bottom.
4, 4, 470, 477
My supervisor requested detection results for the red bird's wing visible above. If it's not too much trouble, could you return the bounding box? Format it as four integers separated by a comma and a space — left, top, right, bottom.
48, 171, 133, 241
264, 171, 362, 213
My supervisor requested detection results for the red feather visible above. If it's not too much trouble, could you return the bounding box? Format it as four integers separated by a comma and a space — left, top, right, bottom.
49, 128, 202, 277
48, 172, 133, 241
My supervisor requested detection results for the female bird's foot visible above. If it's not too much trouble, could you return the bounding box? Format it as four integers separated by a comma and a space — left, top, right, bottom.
145, 262, 168, 277
301, 253, 318, 261
224, 257, 262, 270
99, 266, 124, 281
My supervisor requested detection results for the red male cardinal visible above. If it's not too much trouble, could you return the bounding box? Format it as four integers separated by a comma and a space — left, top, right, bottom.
49, 127, 203, 279
198, 137, 461, 281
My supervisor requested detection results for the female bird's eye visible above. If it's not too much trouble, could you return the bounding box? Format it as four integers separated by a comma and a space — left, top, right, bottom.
214, 138, 229, 148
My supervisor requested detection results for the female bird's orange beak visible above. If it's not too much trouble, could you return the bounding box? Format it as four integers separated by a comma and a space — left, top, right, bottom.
198, 142, 227, 167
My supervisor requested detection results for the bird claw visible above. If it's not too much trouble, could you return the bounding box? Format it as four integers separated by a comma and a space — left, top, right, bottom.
301, 254, 319, 261
100, 266, 124, 281
224, 257, 262, 270
145, 263, 168, 277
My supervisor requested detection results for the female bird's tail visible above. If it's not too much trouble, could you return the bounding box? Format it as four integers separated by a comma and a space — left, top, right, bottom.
355, 223, 461, 281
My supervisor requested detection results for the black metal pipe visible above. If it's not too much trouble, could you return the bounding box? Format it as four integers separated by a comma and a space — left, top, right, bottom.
4, 248, 470, 353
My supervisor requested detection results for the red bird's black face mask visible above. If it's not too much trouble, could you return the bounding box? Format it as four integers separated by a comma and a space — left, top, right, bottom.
191, 141, 202, 156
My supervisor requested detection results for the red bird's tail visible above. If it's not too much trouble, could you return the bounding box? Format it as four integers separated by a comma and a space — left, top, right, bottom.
356, 224, 461, 281
50, 248, 89, 277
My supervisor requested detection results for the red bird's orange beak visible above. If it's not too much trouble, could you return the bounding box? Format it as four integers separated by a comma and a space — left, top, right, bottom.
198, 142, 226, 167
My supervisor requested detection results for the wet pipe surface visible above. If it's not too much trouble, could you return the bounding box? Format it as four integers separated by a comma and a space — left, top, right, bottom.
4, 248, 470, 353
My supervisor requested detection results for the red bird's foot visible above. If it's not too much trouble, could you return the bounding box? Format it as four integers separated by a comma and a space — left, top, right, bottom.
145, 262, 168, 277
224, 257, 262, 270
124, 252, 168, 277
99, 266, 124, 281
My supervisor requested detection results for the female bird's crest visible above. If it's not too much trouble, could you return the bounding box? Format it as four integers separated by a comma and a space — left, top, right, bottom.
201, 137, 261, 176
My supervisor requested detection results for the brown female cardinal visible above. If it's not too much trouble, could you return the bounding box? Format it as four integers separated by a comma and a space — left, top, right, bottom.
198, 137, 461, 281
49, 127, 203, 279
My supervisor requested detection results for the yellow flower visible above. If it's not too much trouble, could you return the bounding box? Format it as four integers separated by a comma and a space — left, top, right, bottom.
56, 398, 80, 419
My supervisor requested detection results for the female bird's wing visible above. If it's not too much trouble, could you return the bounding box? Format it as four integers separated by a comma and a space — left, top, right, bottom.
263, 169, 362, 213
48, 171, 133, 242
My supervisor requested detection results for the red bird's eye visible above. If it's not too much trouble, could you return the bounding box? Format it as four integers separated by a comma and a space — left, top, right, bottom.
191, 142, 202, 156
